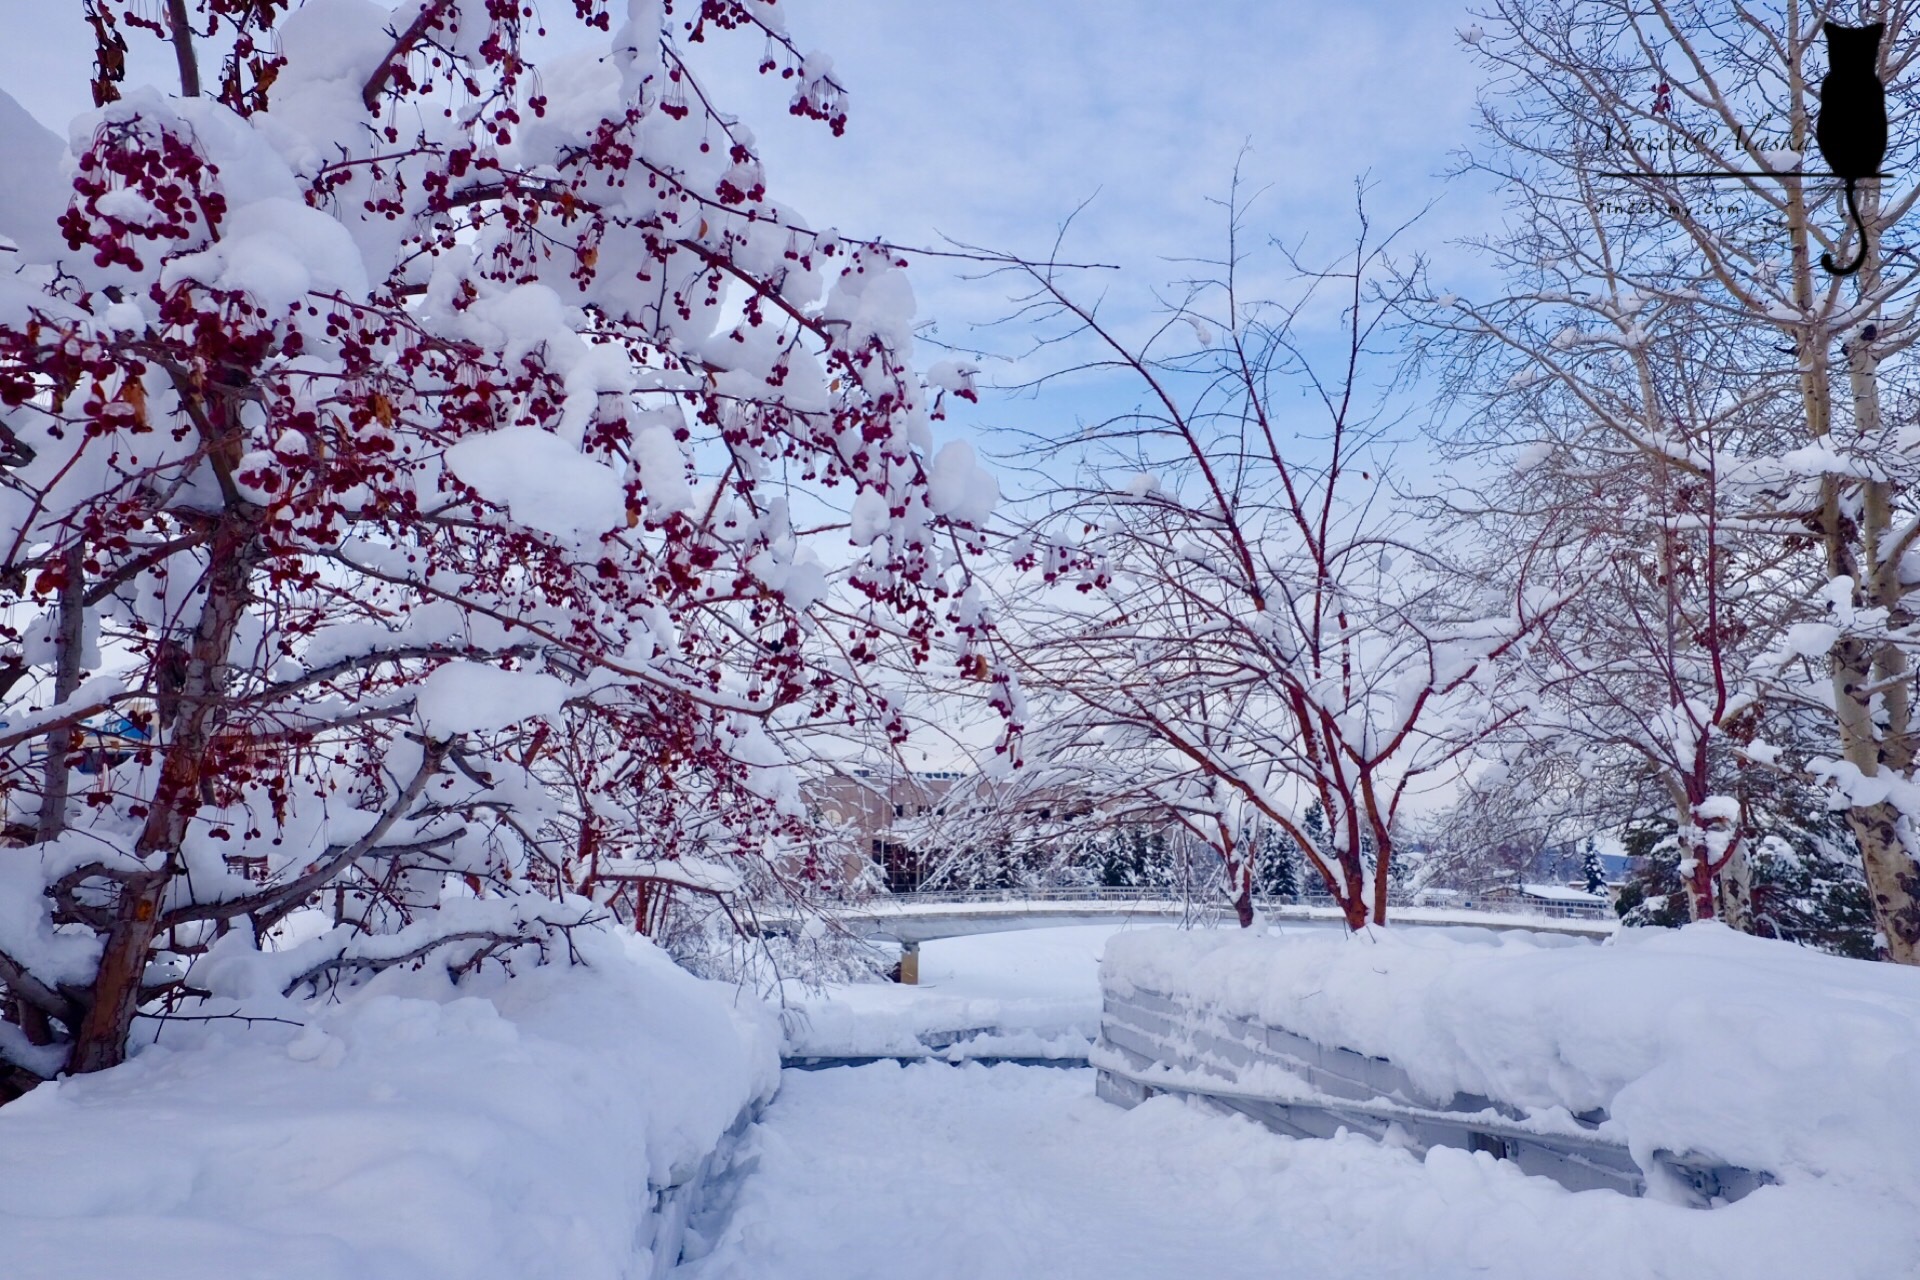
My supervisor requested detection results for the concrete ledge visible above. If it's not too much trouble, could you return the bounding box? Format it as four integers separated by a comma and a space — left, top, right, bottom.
1095, 985, 1769, 1206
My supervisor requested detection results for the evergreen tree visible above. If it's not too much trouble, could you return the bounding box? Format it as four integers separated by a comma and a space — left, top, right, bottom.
1093, 828, 1135, 888
1292, 801, 1336, 897
1611, 804, 1875, 958
1613, 819, 1691, 929
1255, 823, 1301, 899
1744, 788, 1877, 961
1581, 840, 1609, 896
1095, 825, 1176, 890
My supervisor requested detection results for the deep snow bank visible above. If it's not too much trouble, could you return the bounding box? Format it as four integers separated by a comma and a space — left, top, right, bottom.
0, 929, 779, 1280
1102, 922, 1920, 1192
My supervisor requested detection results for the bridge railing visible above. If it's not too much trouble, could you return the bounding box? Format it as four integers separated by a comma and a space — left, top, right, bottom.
1465, 898, 1614, 921
857, 885, 1613, 922
879, 886, 1185, 906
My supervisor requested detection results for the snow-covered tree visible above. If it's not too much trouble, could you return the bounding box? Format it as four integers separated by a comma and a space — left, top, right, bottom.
1091, 823, 1178, 890
1430, 288, 1793, 925
1581, 839, 1608, 896
1447, 0, 1920, 962
998, 191, 1554, 930
1613, 782, 1874, 958
0, 0, 997, 1093
1254, 819, 1303, 899
1744, 781, 1877, 958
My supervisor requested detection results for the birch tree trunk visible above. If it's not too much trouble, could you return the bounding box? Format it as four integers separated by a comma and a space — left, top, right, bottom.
1716, 842, 1756, 932
34, 545, 86, 842
1819, 169, 1920, 962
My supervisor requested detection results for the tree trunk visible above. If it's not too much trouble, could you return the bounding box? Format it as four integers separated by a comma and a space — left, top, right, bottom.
1828, 630, 1920, 962
1848, 802, 1920, 964
1682, 837, 1718, 922
65, 504, 262, 1074
1224, 830, 1254, 928
35, 545, 87, 842
1716, 840, 1755, 933
1834, 209, 1920, 964
1340, 860, 1369, 931
1371, 839, 1391, 926
64, 870, 166, 1074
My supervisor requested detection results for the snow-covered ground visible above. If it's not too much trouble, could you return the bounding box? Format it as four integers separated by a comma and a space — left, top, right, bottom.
6, 921, 1912, 1279
685, 1059, 1913, 1280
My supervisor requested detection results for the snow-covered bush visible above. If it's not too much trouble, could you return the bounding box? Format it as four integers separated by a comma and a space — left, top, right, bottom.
0, 0, 996, 1092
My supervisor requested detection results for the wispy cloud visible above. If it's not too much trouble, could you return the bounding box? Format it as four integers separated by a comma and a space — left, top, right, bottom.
699, 2, 1501, 313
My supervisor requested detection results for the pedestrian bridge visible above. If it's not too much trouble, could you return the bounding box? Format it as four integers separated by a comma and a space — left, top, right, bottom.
773, 888, 1615, 982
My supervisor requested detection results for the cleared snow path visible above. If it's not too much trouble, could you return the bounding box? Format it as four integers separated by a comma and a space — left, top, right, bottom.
679, 1060, 1908, 1280
682, 1060, 1359, 1279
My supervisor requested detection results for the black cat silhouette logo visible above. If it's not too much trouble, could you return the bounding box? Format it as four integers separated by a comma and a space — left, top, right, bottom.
1596, 18, 1890, 278
1816, 21, 1887, 276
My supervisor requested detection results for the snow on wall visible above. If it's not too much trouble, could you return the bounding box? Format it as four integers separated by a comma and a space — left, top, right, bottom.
1101, 922, 1920, 1195
0, 929, 778, 1280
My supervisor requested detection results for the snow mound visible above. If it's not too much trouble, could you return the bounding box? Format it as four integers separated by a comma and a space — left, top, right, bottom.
780, 925, 1115, 1060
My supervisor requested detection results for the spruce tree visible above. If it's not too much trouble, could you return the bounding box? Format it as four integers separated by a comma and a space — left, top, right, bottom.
1581, 840, 1609, 896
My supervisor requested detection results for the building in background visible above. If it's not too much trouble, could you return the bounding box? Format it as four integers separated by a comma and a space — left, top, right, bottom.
802, 767, 1100, 893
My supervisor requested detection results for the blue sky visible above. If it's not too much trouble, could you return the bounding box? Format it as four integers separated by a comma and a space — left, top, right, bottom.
693, 0, 1511, 460
698, 2, 1511, 413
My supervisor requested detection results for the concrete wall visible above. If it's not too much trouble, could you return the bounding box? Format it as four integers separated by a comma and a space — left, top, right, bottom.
1095, 984, 1769, 1206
